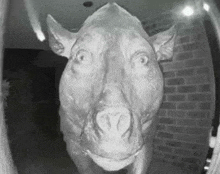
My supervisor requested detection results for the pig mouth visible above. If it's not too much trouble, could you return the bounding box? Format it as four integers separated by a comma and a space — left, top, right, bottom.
81, 107, 144, 165
86, 148, 140, 171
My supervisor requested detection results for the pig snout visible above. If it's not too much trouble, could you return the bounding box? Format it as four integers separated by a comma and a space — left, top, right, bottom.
96, 108, 131, 136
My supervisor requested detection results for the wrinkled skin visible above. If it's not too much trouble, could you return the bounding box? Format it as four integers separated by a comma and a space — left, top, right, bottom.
47, 3, 176, 174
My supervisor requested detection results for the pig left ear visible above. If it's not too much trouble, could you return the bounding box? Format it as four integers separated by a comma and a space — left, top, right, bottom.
47, 14, 77, 58
150, 26, 176, 62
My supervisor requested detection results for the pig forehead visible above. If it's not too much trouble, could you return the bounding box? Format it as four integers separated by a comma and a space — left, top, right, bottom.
75, 28, 108, 53
118, 30, 151, 49
76, 27, 152, 56
78, 28, 151, 52
78, 28, 107, 46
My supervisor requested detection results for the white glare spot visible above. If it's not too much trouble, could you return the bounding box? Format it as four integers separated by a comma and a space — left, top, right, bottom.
206, 159, 211, 163
24, 0, 46, 42
203, 3, 210, 12
204, 166, 209, 170
36, 29, 46, 42
182, 6, 194, 16
209, 136, 216, 148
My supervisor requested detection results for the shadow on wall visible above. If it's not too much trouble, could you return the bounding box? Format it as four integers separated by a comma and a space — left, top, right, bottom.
2, 9, 216, 172
3, 49, 76, 174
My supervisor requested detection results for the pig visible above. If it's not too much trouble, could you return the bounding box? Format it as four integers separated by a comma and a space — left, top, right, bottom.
47, 2, 176, 174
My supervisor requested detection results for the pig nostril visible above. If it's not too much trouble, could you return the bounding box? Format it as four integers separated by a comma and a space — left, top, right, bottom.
96, 114, 111, 132
96, 111, 131, 136
117, 114, 131, 135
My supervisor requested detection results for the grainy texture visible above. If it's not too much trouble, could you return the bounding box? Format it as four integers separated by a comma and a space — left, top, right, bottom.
142, 9, 215, 174
47, 3, 176, 174
0, 0, 17, 173
206, 0, 220, 173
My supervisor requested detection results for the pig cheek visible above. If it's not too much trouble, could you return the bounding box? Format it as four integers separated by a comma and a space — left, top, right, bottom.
60, 75, 93, 112
133, 72, 163, 112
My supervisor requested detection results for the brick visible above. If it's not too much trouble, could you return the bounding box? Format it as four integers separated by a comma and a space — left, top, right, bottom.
197, 84, 211, 92
175, 52, 193, 61
199, 41, 210, 51
177, 85, 197, 93
198, 102, 211, 110
161, 102, 176, 109
186, 75, 209, 84
163, 154, 179, 160
157, 145, 173, 153
172, 161, 186, 169
166, 78, 185, 86
177, 102, 196, 110
182, 42, 200, 51
176, 22, 188, 29
185, 59, 204, 67
167, 110, 186, 117
174, 148, 192, 156
196, 135, 208, 144
164, 86, 176, 94
187, 111, 209, 119
188, 93, 211, 101
174, 133, 197, 142
157, 131, 174, 139
162, 62, 185, 71
196, 119, 212, 127
192, 20, 203, 27
159, 117, 175, 124
163, 71, 175, 78
187, 163, 200, 172
193, 49, 210, 59
153, 138, 164, 145
156, 124, 166, 131
152, 154, 164, 162
177, 36, 190, 44
167, 94, 185, 101
178, 28, 195, 36
166, 140, 182, 147
157, 109, 167, 117
193, 26, 204, 32
206, 112, 211, 118
181, 142, 206, 150
196, 67, 209, 74
185, 127, 208, 135
174, 45, 184, 52
193, 150, 205, 157
167, 126, 185, 133
176, 119, 196, 126
176, 69, 194, 77
182, 157, 201, 164
191, 33, 206, 42
162, 95, 167, 101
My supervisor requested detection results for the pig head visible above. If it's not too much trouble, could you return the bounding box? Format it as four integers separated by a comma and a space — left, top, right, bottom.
47, 2, 176, 174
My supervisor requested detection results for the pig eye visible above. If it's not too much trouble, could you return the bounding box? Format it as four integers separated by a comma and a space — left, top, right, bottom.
75, 50, 92, 65
132, 52, 149, 67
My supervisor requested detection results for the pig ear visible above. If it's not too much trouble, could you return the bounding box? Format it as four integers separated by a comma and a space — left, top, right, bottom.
47, 14, 77, 58
150, 26, 176, 62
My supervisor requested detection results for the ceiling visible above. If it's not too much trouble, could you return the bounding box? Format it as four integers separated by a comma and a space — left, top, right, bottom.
5, 0, 187, 50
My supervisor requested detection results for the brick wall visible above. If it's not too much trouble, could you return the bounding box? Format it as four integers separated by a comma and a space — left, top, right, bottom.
142, 12, 215, 173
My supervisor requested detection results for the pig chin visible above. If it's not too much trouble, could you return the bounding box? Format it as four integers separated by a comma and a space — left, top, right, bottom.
84, 136, 142, 171
86, 149, 139, 171
80, 109, 143, 170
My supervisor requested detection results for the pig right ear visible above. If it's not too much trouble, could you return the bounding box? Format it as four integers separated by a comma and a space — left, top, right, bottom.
150, 26, 176, 62
47, 14, 77, 58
